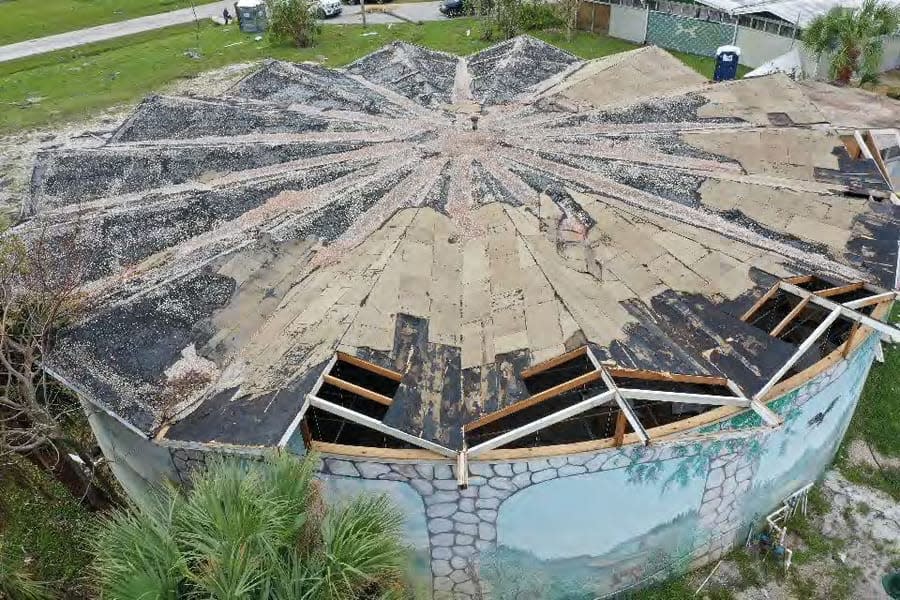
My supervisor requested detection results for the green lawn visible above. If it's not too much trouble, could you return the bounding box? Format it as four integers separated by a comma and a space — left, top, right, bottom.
0, 457, 95, 597
0, 0, 222, 46
0, 20, 739, 135
837, 304, 900, 499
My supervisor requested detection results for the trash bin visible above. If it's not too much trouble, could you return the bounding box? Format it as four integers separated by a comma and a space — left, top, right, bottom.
714, 45, 741, 82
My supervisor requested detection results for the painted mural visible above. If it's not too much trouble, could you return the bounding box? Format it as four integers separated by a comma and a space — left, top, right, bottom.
277, 337, 879, 599
130, 336, 878, 599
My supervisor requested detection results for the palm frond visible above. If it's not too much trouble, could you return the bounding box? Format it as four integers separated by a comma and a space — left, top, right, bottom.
92, 493, 183, 600
316, 494, 406, 600
0, 541, 54, 600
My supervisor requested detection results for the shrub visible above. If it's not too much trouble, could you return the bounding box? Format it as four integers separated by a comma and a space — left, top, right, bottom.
268, 0, 321, 48
93, 453, 408, 600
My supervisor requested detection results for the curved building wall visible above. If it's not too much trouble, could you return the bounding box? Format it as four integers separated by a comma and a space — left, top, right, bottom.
87, 335, 877, 599
298, 336, 878, 599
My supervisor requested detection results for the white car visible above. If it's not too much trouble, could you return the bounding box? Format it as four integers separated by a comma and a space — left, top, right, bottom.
313, 0, 342, 17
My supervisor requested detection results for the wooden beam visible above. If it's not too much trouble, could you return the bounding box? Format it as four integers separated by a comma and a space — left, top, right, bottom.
465, 370, 603, 432
521, 346, 587, 379
323, 374, 393, 406
784, 275, 815, 285
614, 395, 649, 445
598, 367, 649, 445
613, 411, 627, 447
842, 320, 862, 359
770, 296, 811, 337
753, 306, 843, 401
300, 419, 312, 448
779, 281, 900, 343
308, 440, 444, 460
606, 367, 728, 386
817, 282, 865, 298
309, 395, 456, 457
466, 390, 616, 456
741, 282, 781, 322
335, 351, 403, 382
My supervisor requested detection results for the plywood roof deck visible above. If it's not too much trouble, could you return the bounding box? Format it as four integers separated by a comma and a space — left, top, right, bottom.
20, 39, 899, 452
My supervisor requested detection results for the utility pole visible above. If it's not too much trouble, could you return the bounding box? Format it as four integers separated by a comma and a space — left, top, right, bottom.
361, 0, 367, 27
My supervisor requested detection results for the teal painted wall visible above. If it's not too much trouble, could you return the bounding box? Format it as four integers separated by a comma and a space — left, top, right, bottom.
305, 337, 878, 599
646, 12, 735, 57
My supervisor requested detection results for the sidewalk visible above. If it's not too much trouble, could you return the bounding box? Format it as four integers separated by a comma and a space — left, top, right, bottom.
0, 1, 445, 64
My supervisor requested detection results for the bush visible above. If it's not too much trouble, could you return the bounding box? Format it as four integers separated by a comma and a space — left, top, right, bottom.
93, 453, 408, 600
268, 0, 321, 48
519, 1, 563, 30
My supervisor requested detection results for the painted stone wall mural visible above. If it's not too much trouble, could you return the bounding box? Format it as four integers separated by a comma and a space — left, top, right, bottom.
294, 337, 878, 600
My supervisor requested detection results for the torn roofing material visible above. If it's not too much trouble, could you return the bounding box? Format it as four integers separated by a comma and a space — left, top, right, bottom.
21, 39, 899, 450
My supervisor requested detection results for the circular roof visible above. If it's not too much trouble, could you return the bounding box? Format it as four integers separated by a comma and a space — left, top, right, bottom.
26, 37, 898, 449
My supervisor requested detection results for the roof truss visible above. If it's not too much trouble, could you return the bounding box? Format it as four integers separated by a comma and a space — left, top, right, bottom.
465, 347, 780, 457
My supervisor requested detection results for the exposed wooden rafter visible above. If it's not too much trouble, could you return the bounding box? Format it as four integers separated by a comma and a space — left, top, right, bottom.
323, 374, 393, 406
741, 282, 781, 322
464, 370, 603, 432
817, 281, 865, 298
335, 351, 403, 382
769, 296, 811, 337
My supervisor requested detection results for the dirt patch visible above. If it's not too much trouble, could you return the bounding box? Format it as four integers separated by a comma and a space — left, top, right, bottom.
689, 470, 900, 600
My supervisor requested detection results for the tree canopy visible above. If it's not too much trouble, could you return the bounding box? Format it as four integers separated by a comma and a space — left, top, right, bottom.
802, 0, 900, 83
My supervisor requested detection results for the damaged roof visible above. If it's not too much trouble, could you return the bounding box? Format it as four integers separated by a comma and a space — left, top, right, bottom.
22, 38, 899, 449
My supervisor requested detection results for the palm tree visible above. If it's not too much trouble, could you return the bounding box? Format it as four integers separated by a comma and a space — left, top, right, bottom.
802, 0, 900, 84
92, 453, 408, 600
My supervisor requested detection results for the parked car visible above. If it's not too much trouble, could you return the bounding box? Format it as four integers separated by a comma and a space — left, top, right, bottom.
439, 0, 464, 17
313, 0, 342, 17
344, 0, 393, 5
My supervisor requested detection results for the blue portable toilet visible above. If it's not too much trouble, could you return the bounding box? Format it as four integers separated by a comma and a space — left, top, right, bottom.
714, 45, 741, 82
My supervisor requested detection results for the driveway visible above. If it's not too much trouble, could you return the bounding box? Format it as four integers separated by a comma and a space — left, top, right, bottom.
0, 0, 445, 63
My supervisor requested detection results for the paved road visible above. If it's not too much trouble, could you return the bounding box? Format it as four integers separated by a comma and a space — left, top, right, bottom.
0, 0, 445, 63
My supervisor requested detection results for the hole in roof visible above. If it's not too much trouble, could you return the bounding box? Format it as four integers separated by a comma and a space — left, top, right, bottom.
304, 406, 416, 449
329, 356, 401, 398
522, 352, 594, 396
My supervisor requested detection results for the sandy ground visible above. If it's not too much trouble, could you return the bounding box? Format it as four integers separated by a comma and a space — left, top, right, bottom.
689, 469, 899, 600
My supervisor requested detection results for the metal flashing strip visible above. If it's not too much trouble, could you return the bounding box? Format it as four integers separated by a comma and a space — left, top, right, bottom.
308, 394, 457, 457
466, 390, 617, 456
778, 281, 900, 343
276, 355, 336, 449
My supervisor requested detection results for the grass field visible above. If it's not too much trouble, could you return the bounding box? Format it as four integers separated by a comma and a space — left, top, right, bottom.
0, 457, 94, 597
837, 304, 900, 500
0, 19, 748, 135
0, 0, 221, 46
